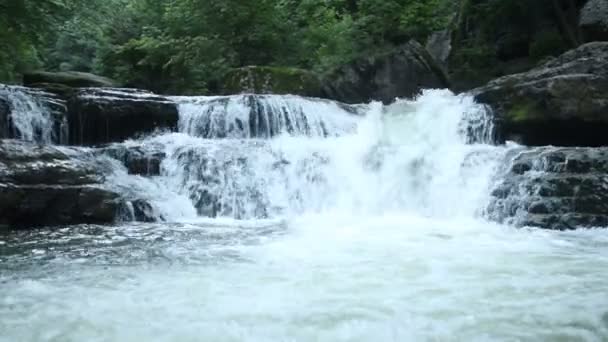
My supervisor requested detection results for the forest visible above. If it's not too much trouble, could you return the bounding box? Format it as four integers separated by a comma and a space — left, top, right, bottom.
0, 0, 586, 94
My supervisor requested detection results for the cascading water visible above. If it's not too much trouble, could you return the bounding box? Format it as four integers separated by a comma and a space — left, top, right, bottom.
172, 94, 363, 139
145, 90, 502, 221
2, 89, 608, 341
0, 85, 67, 144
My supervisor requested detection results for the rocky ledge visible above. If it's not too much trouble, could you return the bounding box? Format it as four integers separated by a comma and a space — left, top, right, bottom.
67, 88, 178, 146
322, 40, 450, 104
488, 147, 608, 230
0, 140, 158, 228
473, 42, 608, 146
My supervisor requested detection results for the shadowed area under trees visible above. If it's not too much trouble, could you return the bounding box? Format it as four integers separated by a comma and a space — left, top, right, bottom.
0, 0, 595, 94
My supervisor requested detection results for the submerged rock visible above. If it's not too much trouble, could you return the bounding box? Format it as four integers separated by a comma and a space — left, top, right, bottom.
487, 147, 608, 230
68, 88, 179, 145
473, 42, 608, 146
321, 40, 450, 104
221, 66, 322, 97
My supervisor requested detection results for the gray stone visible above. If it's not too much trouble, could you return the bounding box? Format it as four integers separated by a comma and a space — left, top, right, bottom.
23, 71, 117, 88
322, 40, 450, 104
0, 140, 159, 228
580, 0, 608, 41
68, 88, 179, 146
473, 42, 608, 146
487, 146, 608, 229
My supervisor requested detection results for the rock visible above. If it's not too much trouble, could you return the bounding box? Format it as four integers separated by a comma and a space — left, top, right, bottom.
447, 0, 579, 92
0, 96, 9, 138
0, 140, 121, 227
321, 40, 450, 104
487, 147, 608, 230
0, 140, 161, 228
426, 29, 453, 72
473, 42, 608, 146
68, 88, 179, 146
99, 142, 166, 176
221, 66, 322, 97
23, 71, 117, 88
580, 0, 608, 41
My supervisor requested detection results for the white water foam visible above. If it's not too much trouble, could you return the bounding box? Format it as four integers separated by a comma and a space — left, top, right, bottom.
0, 85, 66, 144
3, 90, 607, 341
137, 90, 504, 221
172, 94, 362, 139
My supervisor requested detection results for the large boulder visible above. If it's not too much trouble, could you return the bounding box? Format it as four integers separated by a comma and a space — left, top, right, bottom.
23, 71, 117, 88
321, 40, 450, 104
221, 66, 322, 97
68, 88, 179, 145
487, 147, 608, 230
0, 140, 121, 228
473, 42, 608, 146
580, 0, 608, 42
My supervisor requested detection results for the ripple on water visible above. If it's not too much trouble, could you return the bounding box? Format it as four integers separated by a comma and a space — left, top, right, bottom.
0, 218, 607, 341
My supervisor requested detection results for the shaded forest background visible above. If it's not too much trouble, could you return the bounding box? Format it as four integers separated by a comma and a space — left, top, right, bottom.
0, 0, 587, 94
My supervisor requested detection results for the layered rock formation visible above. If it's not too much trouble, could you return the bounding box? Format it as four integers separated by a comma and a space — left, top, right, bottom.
473, 42, 608, 146
0, 140, 121, 228
0, 140, 162, 228
67, 88, 178, 145
488, 147, 608, 230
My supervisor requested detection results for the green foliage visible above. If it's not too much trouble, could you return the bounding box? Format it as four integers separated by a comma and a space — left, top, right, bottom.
0, 0, 71, 82
0, 0, 454, 92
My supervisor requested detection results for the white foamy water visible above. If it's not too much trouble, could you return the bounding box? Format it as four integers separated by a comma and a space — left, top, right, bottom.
0, 85, 67, 144
1, 90, 607, 341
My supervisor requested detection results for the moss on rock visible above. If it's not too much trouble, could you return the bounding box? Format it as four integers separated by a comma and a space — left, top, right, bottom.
220, 66, 322, 97
23, 71, 117, 88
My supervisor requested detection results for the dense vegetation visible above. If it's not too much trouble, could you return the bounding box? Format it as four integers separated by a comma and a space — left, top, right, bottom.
0, 0, 588, 94
1, 0, 454, 93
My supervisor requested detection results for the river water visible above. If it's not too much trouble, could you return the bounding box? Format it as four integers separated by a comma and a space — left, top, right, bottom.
1, 90, 607, 341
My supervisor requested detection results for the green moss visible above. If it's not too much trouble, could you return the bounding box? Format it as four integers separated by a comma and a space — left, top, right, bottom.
506, 100, 543, 122
221, 66, 322, 96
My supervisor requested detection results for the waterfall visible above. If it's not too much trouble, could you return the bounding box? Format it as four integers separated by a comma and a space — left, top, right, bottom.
172, 94, 364, 138
0, 85, 507, 223
0, 85, 67, 144
108, 89, 504, 222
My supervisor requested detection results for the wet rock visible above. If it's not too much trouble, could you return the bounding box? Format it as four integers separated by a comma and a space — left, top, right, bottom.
68, 88, 179, 145
221, 66, 322, 97
322, 40, 450, 104
0, 140, 160, 228
487, 147, 608, 229
580, 0, 608, 42
23, 71, 117, 88
473, 42, 608, 146
0, 140, 120, 227
100, 142, 166, 176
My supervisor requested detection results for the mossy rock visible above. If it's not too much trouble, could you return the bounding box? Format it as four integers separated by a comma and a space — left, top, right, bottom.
220, 66, 322, 97
23, 71, 117, 88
